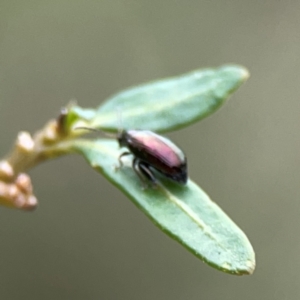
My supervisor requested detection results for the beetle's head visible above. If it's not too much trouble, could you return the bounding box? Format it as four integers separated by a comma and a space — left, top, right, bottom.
117, 130, 127, 147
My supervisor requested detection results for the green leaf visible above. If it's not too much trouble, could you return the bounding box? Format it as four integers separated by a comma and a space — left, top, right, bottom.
70, 139, 255, 275
68, 65, 249, 133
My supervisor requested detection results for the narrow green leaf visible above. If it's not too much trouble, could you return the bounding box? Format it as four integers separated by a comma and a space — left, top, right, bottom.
68, 65, 249, 133
71, 139, 255, 275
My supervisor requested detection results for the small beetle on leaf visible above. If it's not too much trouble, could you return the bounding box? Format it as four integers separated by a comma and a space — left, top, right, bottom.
117, 130, 187, 186
76, 127, 188, 187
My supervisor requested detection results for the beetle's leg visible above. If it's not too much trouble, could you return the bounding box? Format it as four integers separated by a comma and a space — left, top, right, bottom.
132, 158, 149, 189
133, 158, 157, 189
118, 151, 131, 168
114, 151, 131, 171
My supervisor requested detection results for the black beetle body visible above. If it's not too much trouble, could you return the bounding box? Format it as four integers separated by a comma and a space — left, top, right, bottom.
117, 130, 187, 185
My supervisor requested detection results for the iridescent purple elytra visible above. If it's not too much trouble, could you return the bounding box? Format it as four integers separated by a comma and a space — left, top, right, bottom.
117, 130, 187, 185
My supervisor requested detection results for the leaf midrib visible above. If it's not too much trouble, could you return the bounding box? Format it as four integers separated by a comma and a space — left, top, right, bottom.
74, 139, 228, 251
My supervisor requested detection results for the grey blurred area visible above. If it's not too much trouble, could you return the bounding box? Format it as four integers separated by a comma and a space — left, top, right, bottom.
0, 0, 299, 299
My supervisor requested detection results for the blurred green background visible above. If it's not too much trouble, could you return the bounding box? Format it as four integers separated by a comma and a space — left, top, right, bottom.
0, 0, 299, 299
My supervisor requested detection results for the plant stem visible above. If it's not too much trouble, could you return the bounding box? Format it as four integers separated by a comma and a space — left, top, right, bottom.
0, 110, 79, 210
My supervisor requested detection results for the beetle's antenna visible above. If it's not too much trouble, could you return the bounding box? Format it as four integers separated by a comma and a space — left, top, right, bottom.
75, 126, 116, 138
116, 107, 123, 136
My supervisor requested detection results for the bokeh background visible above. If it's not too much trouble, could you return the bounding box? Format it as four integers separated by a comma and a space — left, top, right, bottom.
0, 1, 299, 299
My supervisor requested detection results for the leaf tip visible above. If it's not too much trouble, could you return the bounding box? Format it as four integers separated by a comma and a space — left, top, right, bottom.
236, 258, 256, 275
224, 64, 250, 81
221, 258, 255, 275
240, 67, 250, 82
245, 258, 256, 275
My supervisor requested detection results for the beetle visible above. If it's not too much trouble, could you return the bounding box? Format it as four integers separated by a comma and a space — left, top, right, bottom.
75, 127, 188, 186
117, 130, 187, 186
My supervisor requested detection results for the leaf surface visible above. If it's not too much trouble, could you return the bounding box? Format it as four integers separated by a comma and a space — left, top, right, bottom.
68, 65, 249, 133
71, 139, 255, 275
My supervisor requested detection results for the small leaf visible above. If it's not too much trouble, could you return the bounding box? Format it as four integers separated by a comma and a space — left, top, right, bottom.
65, 107, 97, 130
71, 139, 255, 275
68, 65, 249, 133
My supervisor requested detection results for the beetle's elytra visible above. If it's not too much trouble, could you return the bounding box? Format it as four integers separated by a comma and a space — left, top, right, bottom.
117, 130, 187, 185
